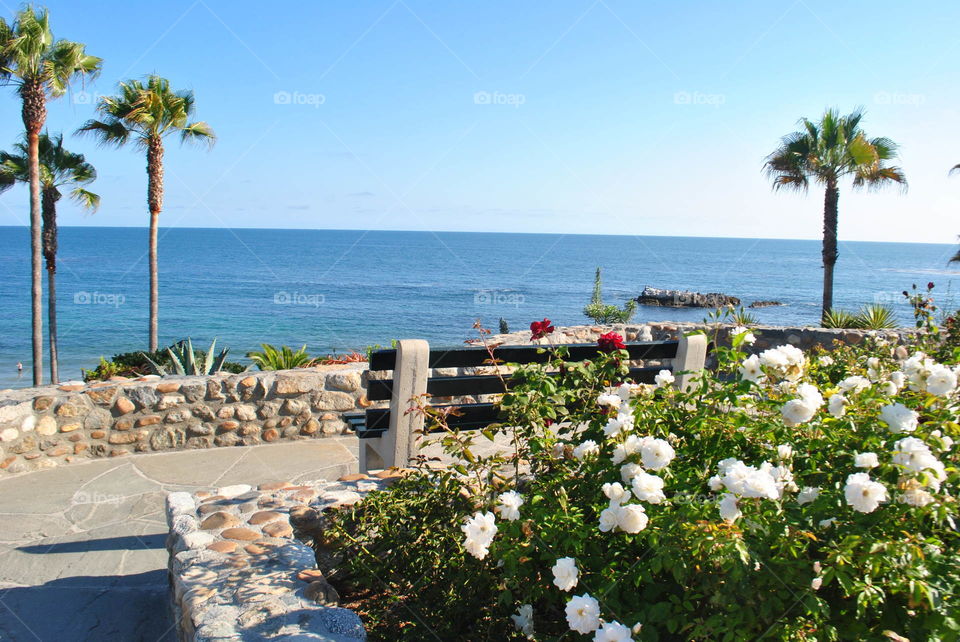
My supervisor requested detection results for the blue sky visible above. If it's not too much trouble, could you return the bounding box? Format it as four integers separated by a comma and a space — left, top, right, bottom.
1, 0, 958, 242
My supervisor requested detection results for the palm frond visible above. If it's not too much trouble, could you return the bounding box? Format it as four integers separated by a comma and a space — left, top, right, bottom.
0, 131, 99, 197
69, 187, 99, 212
77, 118, 133, 147
180, 121, 216, 147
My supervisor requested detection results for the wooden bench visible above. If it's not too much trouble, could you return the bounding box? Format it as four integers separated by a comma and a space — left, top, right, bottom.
347, 334, 708, 473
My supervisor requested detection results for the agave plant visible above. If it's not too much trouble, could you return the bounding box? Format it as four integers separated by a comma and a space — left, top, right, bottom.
142, 338, 230, 376
246, 344, 314, 371
854, 304, 897, 330
821, 309, 859, 329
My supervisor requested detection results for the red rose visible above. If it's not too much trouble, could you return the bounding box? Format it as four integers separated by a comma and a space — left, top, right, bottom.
928, 282, 935, 291
597, 331, 625, 352
530, 318, 555, 341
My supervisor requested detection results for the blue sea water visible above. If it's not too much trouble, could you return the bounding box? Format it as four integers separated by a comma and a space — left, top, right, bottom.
0, 226, 957, 389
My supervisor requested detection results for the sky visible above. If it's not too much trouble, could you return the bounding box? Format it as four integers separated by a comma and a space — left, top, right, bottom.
0, 0, 958, 243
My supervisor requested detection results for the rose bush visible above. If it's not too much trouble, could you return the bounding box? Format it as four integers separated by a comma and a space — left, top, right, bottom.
327, 327, 959, 640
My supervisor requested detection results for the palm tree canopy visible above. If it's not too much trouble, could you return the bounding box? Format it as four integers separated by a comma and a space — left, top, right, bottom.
764, 108, 907, 193
0, 132, 99, 210
78, 75, 215, 149
0, 6, 100, 95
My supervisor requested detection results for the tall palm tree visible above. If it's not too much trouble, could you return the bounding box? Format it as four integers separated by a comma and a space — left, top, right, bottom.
0, 6, 100, 385
764, 108, 906, 319
78, 75, 215, 351
948, 167, 960, 263
0, 133, 99, 383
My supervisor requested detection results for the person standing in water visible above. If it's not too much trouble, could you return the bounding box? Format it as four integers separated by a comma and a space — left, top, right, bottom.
17, 362, 23, 376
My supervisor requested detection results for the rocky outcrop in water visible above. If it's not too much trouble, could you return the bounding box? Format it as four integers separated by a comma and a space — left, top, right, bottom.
749, 300, 784, 308
636, 287, 740, 308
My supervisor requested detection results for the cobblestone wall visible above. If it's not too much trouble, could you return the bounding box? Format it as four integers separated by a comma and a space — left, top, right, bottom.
0, 364, 368, 475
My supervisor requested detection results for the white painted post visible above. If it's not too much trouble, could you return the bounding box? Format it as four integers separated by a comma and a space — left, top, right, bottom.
673, 333, 708, 392
360, 339, 430, 473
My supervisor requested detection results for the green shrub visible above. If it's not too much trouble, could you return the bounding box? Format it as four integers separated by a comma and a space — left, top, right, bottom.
854, 304, 897, 330
328, 330, 960, 640
326, 473, 503, 639
81, 356, 124, 382
82, 340, 244, 381
246, 343, 314, 370
705, 305, 757, 326
822, 308, 860, 329
823, 306, 897, 330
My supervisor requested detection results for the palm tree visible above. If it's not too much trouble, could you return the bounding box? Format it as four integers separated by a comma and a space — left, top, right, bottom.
764, 108, 906, 320
78, 75, 214, 352
0, 6, 100, 385
948, 167, 960, 263
0, 133, 99, 383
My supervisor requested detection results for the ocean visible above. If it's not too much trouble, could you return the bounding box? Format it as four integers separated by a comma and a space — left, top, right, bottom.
0, 226, 957, 389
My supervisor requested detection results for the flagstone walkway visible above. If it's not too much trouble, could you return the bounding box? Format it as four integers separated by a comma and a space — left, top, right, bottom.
0, 439, 358, 642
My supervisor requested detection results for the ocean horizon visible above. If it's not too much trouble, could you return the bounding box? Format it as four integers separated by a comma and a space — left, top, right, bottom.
1, 225, 958, 390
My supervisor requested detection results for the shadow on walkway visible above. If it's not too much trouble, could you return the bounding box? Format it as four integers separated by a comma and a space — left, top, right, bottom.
17, 533, 166, 555
0, 570, 174, 641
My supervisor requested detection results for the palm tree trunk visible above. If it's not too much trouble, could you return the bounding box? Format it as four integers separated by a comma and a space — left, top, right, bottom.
821, 183, 839, 320
147, 137, 164, 352
42, 188, 60, 384
21, 80, 46, 386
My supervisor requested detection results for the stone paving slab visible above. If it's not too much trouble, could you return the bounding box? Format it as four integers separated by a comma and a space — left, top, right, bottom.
0, 439, 359, 642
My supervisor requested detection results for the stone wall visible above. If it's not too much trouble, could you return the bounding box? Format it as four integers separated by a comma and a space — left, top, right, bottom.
166, 478, 376, 641
0, 364, 368, 476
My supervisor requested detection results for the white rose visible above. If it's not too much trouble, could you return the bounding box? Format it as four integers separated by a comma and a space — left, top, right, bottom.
461, 511, 497, 559
511, 604, 534, 637
598, 504, 621, 532
639, 437, 675, 471
854, 452, 879, 469
782, 399, 817, 427
593, 621, 634, 641
620, 462, 643, 483
838, 376, 870, 393
496, 490, 524, 521
718, 493, 741, 522
879, 403, 919, 434
827, 393, 848, 418
565, 594, 601, 634
925, 364, 957, 396
631, 471, 666, 504
739, 354, 764, 383
889, 371, 906, 390
654, 369, 675, 388
552, 557, 579, 592
616, 503, 649, 533
844, 472, 888, 513
797, 487, 820, 505
573, 440, 600, 460
597, 393, 621, 408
